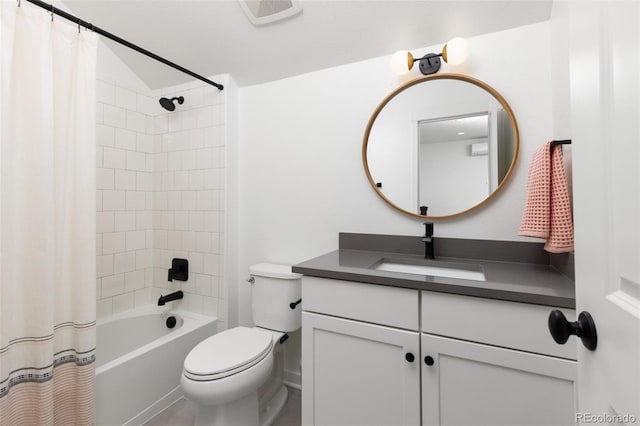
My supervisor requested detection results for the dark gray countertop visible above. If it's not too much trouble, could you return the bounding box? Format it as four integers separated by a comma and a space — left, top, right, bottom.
292, 248, 576, 309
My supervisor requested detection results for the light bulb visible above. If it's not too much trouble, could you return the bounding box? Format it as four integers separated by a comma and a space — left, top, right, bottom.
390, 50, 414, 75
442, 37, 469, 65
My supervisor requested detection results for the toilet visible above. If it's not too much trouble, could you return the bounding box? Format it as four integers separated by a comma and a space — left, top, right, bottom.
181, 263, 302, 426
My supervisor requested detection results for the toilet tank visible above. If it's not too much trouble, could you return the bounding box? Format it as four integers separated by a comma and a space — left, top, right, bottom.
250, 263, 302, 332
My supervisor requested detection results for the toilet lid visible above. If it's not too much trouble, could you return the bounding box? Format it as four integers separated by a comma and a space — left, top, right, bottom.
184, 327, 273, 381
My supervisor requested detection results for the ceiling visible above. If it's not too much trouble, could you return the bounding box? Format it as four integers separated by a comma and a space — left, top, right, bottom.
64, 0, 553, 89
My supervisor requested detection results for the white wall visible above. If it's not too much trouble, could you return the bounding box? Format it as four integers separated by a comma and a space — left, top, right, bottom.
236, 22, 554, 382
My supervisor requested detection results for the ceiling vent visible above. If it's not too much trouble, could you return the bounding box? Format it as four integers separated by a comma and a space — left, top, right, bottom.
238, 0, 302, 26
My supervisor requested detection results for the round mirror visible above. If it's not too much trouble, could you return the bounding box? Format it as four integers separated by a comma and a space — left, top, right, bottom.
362, 74, 519, 219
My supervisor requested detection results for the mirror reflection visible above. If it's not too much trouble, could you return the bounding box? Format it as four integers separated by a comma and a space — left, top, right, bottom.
363, 74, 518, 218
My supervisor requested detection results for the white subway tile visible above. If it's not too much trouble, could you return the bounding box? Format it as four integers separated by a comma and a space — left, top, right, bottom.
196, 148, 213, 169
174, 171, 189, 190
189, 170, 205, 190
134, 287, 152, 307
103, 147, 126, 169
196, 274, 213, 296
112, 292, 134, 314
136, 172, 153, 191
114, 211, 136, 232
212, 104, 225, 126
167, 230, 182, 250
167, 191, 182, 210
136, 211, 152, 230
201, 296, 219, 318
145, 192, 154, 210
212, 147, 224, 168
203, 169, 224, 189
96, 80, 116, 104
160, 211, 175, 230
127, 110, 147, 133
137, 93, 159, 116
124, 270, 145, 293
182, 109, 198, 129
102, 274, 125, 297
102, 190, 126, 211
103, 232, 126, 254
196, 191, 214, 211
203, 126, 225, 147
96, 124, 115, 147
96, 103, 104, 124
196, 106, 214, 128
196, 232, 212, 253
96, 190, 103, 212
152, 172, 163, 191
189, 252, 204, 274
115, 128, 137, 150
114, 252, 136, 274
97, 168, 114, 190
182, 232, 196, 251
154, 115, 169, 134
136, 249, 152, 269
115, 169, 136, 190
103, 104, 126, 128
167, 112, 183, 132
126, 191, 146, 211
115, 86, 137, 110
182, 191, 196, 210
96, 298, 113, 320
189, 128, 205, 149
203, 211, 220, 232
153, 230, 168, 249
126, 230, 146, 251
97, 211, 115, 233
126, 151, 146, 171
97, 254, 113, 278
174, 211, 189, 231
211, 233, 221, 254
182, 150, 197, 170
162, 172, 174, 190
189, 211, 204, 231
167, 152, 181, 171
152, 192, 168, 211
96, 147, 104, 168
154, 153, 168, 172
96, 235, 103, 256
137, 133, 155, 153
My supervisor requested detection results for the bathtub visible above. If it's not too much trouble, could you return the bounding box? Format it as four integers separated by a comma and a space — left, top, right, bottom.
96, 307, 217, 426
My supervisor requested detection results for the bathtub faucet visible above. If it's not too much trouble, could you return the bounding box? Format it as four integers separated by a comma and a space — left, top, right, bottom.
157, 290, 184, 306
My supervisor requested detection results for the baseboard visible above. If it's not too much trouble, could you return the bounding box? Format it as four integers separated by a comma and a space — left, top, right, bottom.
284, 368, 301, 390
124, 386, 184, 426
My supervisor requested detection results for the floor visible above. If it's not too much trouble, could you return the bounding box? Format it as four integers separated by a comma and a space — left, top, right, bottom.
143, 386, 301, 426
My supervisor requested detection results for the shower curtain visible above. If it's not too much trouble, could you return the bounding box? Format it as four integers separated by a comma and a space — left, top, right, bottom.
0, 2, 98, 424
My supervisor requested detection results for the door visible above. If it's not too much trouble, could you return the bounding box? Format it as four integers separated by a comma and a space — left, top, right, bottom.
568, 1, 640, 421
301, 312, 420, 426
421, 333, 576, 426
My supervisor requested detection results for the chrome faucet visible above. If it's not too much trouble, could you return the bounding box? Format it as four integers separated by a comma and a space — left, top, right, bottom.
422, 222, 435, 259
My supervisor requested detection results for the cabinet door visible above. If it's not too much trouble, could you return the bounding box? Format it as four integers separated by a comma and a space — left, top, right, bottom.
302, 312, 420, 426
421, 333, 576, 426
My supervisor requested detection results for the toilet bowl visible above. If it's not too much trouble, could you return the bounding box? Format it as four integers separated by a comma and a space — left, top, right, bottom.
181, 263, 302, 426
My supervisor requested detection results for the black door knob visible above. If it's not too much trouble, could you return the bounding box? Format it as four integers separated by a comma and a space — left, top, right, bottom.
424, 355, 434, 366
405, 353, 415, 363
548, 310, 598, 351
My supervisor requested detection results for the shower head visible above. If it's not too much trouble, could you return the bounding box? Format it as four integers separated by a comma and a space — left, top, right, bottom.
159, 96, 184, 111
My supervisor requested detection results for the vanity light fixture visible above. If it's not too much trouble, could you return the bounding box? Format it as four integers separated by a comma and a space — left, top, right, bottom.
390, 37, 469, 76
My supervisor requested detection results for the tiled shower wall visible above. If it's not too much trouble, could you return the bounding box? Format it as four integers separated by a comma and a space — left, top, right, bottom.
96, 77, 227, 328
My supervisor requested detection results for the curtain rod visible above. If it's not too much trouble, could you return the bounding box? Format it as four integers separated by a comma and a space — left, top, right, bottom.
24, 0, 224, 91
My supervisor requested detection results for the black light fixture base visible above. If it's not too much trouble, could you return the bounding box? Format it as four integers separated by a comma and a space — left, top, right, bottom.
418, 53, 442, 75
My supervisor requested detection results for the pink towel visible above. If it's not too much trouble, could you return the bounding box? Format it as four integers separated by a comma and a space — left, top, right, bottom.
519, 141, 574, 253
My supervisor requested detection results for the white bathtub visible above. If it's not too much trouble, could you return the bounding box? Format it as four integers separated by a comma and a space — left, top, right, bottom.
96, 307, 217, 426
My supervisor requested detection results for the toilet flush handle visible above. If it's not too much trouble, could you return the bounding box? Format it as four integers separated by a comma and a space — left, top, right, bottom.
247, 277, 255, 284
289, 299, 302, 309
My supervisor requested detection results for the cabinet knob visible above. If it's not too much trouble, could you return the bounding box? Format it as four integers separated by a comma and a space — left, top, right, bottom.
424, 355, 434, 366
548, 310, 598, 351
405, 352, 415, 363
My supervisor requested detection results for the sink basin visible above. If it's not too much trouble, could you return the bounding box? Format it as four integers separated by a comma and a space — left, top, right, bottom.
374, 261, 486, 281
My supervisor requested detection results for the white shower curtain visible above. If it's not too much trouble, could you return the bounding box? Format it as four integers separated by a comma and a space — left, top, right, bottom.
0, 1, 98, 424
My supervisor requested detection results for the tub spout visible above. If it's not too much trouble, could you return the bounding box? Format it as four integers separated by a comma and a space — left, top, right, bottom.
158, 290, 184, 306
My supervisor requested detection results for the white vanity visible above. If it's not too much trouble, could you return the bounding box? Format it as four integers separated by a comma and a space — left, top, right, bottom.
295, 234, 577, 426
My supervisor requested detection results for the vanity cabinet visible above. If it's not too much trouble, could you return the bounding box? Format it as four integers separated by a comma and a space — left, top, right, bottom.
301, 276, 577, 426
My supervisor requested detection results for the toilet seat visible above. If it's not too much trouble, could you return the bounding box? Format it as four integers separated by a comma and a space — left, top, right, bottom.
184, 327, 274, 381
